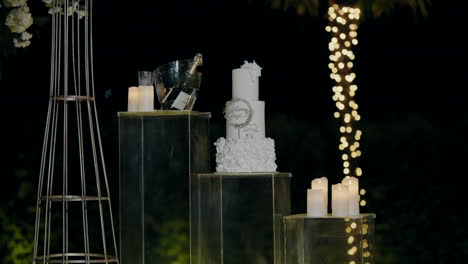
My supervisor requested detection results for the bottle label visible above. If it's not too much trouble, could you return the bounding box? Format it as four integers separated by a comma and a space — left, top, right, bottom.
171, 91, 191, 110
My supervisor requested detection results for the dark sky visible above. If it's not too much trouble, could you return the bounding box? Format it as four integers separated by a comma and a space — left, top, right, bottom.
2, 0, 466, 124
1, 1, 467, 262
1, 1, 466, 183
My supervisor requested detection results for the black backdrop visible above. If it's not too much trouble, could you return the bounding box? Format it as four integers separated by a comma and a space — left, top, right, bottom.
1, 0, 467, 263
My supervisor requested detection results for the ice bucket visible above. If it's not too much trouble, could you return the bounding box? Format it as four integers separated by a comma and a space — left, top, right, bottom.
153, 59, 202, 110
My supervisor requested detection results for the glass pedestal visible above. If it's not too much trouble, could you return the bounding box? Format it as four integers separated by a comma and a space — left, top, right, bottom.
283, 214, 376, 264
196, 172, 292, 264
118, 111, 210, 264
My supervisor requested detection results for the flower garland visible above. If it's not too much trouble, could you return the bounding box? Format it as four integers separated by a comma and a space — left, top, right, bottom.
2, 0, 33, 48
1, 0, 86, 49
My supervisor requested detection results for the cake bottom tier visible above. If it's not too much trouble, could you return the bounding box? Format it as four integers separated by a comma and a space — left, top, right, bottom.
215, 137, 277, 172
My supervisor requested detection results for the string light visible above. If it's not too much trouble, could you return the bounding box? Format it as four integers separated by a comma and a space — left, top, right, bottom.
347, 246, 357, 255
356, 167, 362, 176
363, 240, 369, 248
327, 6, 364, 262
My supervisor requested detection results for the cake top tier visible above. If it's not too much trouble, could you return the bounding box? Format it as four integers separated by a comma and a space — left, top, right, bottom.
232, 61, 262, 101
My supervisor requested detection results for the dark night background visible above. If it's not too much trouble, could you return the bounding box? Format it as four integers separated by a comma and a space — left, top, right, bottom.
1, 0, 467, 263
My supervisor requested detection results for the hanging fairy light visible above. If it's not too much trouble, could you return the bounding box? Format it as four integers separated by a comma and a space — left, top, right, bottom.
327, 3, 371, 263
326, 3, 364, 204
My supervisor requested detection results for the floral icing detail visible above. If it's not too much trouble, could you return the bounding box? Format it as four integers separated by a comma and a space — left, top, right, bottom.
241, 60, 262, 91
214, 137, 277, 172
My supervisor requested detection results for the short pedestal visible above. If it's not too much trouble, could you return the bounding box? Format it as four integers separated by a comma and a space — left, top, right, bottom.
118, 111, 210, 264
196, 172, 292, 264
283, 214, 376, 264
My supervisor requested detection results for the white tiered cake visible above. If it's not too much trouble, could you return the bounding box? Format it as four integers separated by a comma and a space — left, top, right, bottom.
215, 61, 277, 172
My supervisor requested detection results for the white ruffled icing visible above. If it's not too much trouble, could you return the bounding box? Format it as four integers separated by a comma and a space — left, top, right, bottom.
214, 137, 277, 173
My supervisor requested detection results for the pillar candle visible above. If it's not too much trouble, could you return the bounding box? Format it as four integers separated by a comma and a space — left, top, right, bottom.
332, 183, 349, 217
128, 86, 140, 112
139, 85, 154, 111
311, 177, 328, 215
342, 176, 360, 216
307, 189, 325, 217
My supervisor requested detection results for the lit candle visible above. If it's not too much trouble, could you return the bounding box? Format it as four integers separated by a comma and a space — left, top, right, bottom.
332, 183, 349, 217
311, 177, 328, 215
139, 86, 154, 111
307, 189, 325, 217
128, 86, 140, 112
342, 176, 360, 216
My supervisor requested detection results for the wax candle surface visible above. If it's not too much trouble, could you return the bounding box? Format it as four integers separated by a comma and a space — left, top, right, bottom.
311, 177, 328, 215
307, 189, 325, 217
128, 86, 140, 112
139, 86, 154, 111
332, 183, 349, 217
342, 176, 360, 216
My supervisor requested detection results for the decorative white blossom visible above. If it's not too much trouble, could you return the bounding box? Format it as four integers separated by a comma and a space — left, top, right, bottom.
47, 6, 62, 14
3, 0, 27, 8
21, 30, 32, 40
44, 0, 86, 18
66, 1, 77, 15
77, 8, 85, 19
13, 37, 30, 48
4, 6, 33, 33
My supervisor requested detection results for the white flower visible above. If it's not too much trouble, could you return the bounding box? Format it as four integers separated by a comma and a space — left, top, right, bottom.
66, 1, 78, 15
21, 31, 32, 40
44, 0, 86, 18
42, 0, 52, 6
3, 0, 27, 8
13, 37, 31, 48
48, 6, 62, 14
4, 6, 33, 33
76, 10, 86, 19
77, 8, 86, 19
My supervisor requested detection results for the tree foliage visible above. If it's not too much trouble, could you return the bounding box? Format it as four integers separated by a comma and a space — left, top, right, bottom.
270, 0, 430, 19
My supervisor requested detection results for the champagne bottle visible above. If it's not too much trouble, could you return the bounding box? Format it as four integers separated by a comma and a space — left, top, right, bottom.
170, 53, 203, 110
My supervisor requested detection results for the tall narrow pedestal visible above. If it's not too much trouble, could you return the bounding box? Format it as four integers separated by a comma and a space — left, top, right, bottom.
196, 172, 291, 264
283, 214, 376, 264
118, 111, 210, 264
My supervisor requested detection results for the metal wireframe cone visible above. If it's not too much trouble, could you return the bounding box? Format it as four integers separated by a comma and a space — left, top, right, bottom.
32, 1, 119, 263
